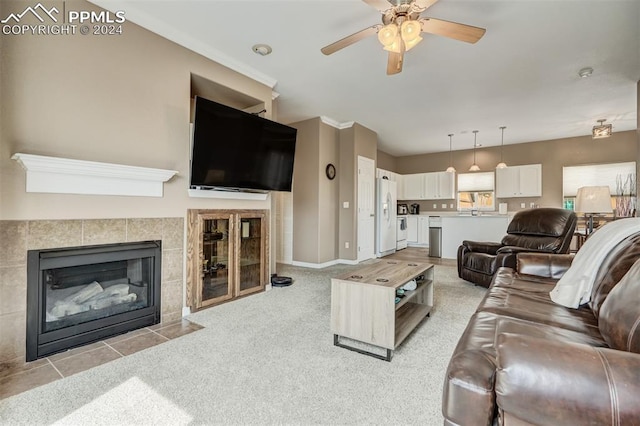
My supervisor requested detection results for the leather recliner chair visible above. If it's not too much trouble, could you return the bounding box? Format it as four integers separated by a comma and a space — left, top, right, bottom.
457, 208, 577, 287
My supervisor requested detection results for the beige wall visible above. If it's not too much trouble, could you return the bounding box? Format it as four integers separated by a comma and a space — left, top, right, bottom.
338, 124, 377, 261
395, 130, 637, 212
0, 0, 274, 221
290, 118, 321, 263
290, 120, 377, 264
290, 118, 340, 264
318, 122, 339, 263
377, 150, 397, 173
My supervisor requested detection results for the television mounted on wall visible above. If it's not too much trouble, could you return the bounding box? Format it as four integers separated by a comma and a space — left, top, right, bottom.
190, 96, 297, 193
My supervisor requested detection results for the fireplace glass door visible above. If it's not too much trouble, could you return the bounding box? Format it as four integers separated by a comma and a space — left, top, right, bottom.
43, 258, 152, 333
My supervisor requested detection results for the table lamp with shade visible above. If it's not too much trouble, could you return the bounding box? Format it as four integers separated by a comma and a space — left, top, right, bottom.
575, 186, 612, 234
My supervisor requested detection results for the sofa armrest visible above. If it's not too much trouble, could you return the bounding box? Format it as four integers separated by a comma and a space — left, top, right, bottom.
496, 333, 640, 425
461, 240, 503, 255
516, 253, 573, 279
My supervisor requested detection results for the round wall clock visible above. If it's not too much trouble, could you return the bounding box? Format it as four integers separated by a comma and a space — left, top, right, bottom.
326, 163, 336, 180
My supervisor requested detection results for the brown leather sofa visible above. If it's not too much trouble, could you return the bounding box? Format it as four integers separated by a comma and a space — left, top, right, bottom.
457, 208, 577, 288
443, 231, 640, 425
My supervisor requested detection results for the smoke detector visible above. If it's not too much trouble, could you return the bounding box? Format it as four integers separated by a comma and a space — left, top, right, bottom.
578, 67, 593, 78
252, 44, 272, 56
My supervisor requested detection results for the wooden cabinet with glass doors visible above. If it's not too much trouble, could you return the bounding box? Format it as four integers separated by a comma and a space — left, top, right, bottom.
187, 209, 268, 310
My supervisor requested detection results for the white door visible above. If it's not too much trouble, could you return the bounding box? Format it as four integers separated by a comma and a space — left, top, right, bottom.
357, 156, 375, 262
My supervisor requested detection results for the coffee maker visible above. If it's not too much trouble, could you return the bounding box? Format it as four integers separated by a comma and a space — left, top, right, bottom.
410, 203, 420, 214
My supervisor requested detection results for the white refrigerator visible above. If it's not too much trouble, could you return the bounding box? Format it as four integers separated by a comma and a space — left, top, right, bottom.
376, 178, 397, 257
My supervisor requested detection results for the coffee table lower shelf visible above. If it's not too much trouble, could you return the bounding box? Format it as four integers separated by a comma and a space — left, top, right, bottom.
330, 260, 434, 361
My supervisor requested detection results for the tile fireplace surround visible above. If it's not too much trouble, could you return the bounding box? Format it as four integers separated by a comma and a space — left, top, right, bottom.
0, 218, 184, 363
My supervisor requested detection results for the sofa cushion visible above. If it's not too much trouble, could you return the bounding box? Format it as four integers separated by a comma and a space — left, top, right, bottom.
501, 234, 562, 251
505, 207, 574, 237
495, 334, 640, 426
589, 233, 640, 317
598, 258, 640, 354
480, 268, 601, 338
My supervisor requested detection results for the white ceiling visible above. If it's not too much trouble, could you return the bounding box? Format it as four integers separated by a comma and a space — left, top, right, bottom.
90, 0, 640, 157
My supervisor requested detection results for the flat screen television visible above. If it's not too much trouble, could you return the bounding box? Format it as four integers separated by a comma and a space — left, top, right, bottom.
190, 96, 297, 193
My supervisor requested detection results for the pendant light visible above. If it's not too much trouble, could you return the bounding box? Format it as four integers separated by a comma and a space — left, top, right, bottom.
445, 133, 456, 173
469, 130, 480, 172
496, 126, 507, 169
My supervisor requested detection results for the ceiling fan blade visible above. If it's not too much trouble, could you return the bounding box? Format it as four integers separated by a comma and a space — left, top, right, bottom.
362, 0, 394, 12
420, 17, 486, 44
321, 25, 381, 55
387, 51, 404, 75
411, 0, 439, 12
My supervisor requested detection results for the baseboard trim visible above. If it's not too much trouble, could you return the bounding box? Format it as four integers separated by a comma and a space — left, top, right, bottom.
291, 259, 360, 269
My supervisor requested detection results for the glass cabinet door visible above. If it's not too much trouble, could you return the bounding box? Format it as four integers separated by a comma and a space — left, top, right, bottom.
236, 213, 266, 296
188, 209, 268, 311
199, 215, 234, 307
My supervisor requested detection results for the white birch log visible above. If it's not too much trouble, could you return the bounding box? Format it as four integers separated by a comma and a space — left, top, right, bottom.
63, 281, 104, 305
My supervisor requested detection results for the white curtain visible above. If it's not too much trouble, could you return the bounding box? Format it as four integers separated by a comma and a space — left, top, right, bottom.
563, 162, 636, 196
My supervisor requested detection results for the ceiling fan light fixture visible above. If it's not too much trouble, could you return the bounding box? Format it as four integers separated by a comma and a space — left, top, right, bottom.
383, 36, 403, 53
592, 119, 612, 139
403, 34, 423, 51
401, 20, 421, 42
377, 24, 398, 47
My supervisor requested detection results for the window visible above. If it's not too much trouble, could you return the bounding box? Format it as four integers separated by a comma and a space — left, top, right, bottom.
562, 162, 636, 216
457, 172, 495, 211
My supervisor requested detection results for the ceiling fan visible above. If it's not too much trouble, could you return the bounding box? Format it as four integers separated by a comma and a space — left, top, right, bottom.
321, 0, 486, 75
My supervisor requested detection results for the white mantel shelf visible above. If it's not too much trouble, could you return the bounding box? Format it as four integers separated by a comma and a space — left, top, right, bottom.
12, 153, 178, 197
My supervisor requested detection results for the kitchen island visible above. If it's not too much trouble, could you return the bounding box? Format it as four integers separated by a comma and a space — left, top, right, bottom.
440, 215, 511, 259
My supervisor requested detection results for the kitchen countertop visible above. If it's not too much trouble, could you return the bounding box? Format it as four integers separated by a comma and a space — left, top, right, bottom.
406, 211, 515, 217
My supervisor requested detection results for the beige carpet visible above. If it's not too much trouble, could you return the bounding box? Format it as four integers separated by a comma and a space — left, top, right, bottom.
0, 262, 485, 425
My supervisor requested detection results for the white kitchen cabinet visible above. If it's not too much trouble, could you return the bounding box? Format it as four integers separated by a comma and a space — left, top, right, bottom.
496, 164, 542, 198
424, 171, 455, 199
402, 174, 424, 200
401, 172, 455, 200
418, 216, 430, 246
406, 216, 418, 244
396, 174, 404, 199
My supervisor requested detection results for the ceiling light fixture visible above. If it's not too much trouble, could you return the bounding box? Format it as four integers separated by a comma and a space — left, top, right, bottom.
578, 67, 593, 78
469, 130, 480, 172
496, 126, 507, 169
252, 44, 272, 56
592, 119, 612, 139
377, 18, 423, 54
445, 133, 456, 173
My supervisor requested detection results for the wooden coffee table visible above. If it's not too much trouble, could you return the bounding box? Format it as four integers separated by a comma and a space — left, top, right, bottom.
330, 259, 434, 361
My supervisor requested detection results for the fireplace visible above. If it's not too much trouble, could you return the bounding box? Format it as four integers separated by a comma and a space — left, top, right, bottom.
26, 241, 162, 361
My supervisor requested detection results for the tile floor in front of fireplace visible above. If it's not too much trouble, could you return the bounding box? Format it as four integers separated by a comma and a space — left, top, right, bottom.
0, 319, 203, 400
